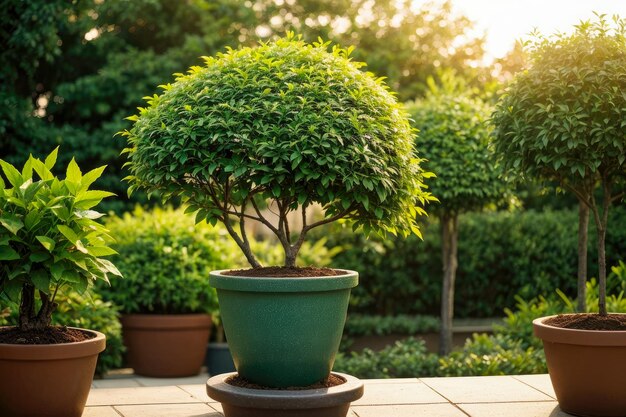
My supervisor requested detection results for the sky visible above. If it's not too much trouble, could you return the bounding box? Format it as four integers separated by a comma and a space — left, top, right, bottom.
439, 0, 626, 60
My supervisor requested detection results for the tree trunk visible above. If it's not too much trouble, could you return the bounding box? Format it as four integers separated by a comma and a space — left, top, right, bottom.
439, 213, 458, 356
18, 284, 54, 331
577, 200, 589, 312
597, 223, 607, 316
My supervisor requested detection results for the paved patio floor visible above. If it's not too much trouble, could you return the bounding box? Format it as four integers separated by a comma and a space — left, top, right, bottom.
86, 372, 573, 416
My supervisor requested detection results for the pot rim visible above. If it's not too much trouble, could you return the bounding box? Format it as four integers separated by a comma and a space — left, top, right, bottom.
209, 269, 358, 292
206, 372, 364, 409
0, 327, 106, 360
533, 314, 626, 346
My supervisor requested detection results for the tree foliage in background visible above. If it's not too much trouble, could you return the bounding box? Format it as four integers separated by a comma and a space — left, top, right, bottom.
492, 14, 626, 315
1, 0, 487, 211
406, 74, 507, 354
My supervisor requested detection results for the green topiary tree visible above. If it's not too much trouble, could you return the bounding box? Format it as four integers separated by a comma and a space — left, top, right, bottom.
121, 34, 435, 269
406, 74, 507, 355
492, 15, 626, 315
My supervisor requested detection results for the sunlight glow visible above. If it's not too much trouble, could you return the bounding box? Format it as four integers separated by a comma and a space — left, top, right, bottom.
413, 0, 626, 60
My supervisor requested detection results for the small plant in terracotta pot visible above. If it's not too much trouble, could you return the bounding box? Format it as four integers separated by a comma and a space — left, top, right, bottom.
0, 148, 120, 417
121, 33, 434, 416
98, 206, 241, 377
492, 15, 626, 417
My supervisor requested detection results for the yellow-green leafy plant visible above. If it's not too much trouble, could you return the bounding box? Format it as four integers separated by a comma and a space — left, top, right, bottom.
0, 148, 120, 331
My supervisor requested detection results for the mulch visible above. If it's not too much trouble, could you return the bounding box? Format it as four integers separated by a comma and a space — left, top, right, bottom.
0, 326, 95, 344
222, 266, 346, 277
226, 373, 346, 390
544, 313, 626, 331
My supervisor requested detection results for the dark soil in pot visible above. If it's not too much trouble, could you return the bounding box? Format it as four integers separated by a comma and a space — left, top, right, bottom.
0, 326, 94, 344
227, 373, 346, 390
222, 266, 346, 277
544, 313, 626, 330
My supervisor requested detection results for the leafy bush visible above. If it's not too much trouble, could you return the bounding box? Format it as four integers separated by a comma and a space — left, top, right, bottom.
52, 292, 124, 376
97, 206, 243, 314
0, 148, 120, 331
344, 314, 439, 337
322, 206, 626, 317
333, 338, 440, 379
0, 292, 124, 376
334, 272, 626, 379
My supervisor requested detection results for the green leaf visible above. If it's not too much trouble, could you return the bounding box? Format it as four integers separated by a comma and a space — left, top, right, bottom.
74, 210, 105, 220
66, 158, 82, 182
0, 214, 24, 235
0, 159, 24, 188
57, 225, 79, 244
29, 252, 50, 262
79, 166, 106, 192
44, 147, 59, 169
87, 246, 118, 257
75, 239, 89, 254
31, 269, 50, 293
98, 259, 123, 277
0, 245, 20, 261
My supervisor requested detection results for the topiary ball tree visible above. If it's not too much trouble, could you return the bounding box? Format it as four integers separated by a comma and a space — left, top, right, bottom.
492, 15, 626, 315
406, 75, 507, 355
121, 34, 434, 269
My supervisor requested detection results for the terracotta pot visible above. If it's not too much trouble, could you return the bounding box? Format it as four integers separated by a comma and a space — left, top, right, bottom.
121, 313, 212, 377
0, 327, 105, 417
206, 372, 364, 417
534, 314, 626, 417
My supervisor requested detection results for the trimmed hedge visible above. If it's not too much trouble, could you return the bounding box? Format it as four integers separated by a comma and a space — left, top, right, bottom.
335, 272, 626, 378
321, 206, 626, 317
97, 206, 243, 314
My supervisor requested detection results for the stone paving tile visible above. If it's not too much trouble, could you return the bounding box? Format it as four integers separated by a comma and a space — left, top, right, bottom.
458, 401, 571, 417
353, 380, 447, 405
115, 403, 220, 417
87, 386, 202, 406
421, 376, 554, 404
513, 374, 557, 399
135, 374, 210, 387
93, 378, 142, 389
179, 384, 217, 403
352, 403, 468, 417
83, 406, 122, 417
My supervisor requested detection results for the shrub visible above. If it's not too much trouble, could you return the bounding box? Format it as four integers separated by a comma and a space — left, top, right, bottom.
333, 338, 440, 379
97, 206, 242, 314
344, 314, 439, 337
322, 206, 626, 318
0, 148, 120, 331
0, 291, 124, 376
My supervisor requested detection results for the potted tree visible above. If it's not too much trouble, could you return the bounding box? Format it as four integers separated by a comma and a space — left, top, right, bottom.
121, 34, 434, 416
98, 206, 240, 377
406, 73, 507, 356
0, 148, 121, 417
492, 15, 626, 416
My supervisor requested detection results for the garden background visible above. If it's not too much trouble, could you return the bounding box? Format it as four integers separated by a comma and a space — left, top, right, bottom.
2, 0, 625, 377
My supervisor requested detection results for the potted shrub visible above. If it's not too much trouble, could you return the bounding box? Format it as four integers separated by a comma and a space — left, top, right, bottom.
492, 16, 626, 416
98, 206, 241, 377
0, 148, 120, 417
121, 34, 434, 415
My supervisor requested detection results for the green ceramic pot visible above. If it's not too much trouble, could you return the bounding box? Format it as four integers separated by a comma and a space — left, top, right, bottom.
209, 269, 358, 388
